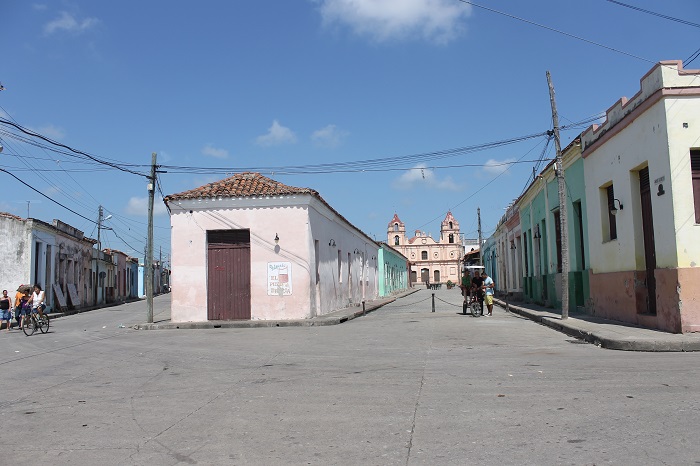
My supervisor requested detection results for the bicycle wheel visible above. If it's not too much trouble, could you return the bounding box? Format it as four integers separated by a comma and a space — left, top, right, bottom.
470, 301, 481, 317
38, 314, 50, 334
22, 316, 36, 336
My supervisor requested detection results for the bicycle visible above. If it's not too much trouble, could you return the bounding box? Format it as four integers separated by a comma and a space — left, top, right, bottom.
21, 305, 50, 336
463, 289, 483, 317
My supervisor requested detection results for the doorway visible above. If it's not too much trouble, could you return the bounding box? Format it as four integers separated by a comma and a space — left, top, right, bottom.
207, 230, 251, 320
639, 167, 657, 314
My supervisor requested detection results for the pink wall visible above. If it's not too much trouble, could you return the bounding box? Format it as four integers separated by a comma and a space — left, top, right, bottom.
168, 196, 379, 322
589, 267, 700, 333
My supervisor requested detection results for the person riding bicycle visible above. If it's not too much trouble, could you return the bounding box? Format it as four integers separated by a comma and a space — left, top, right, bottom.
27, 284, 46, 319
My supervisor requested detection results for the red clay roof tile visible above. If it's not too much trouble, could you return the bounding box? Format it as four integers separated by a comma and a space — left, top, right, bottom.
164, 172, 317, 202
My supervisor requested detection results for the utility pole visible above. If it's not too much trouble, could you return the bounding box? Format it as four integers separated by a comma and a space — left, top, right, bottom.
547, 71, 569, 319
95, 206, 103, 306
477, 207, 483, 266
146, 152, 157, 323
97, 205, 103, 251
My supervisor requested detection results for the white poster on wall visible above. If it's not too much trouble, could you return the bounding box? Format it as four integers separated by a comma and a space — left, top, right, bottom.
267, 261, 292, 296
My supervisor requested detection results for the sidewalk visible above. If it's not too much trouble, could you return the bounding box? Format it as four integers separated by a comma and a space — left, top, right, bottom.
494, 297, 700, 352
134, 289, 420, 330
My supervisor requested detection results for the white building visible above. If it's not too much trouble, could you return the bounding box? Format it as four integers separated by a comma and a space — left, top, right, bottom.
165, 173, 379, 322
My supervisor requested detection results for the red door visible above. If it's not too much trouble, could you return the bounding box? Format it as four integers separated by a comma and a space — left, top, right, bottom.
207, 230, 251, 320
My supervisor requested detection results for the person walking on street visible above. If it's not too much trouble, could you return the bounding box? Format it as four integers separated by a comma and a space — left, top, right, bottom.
1, 290, 11, 332
482, 271, 495, 316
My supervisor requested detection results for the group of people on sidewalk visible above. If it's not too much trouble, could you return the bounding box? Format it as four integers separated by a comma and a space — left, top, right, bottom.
0, 284, 47, 332
460, 270, 495, 316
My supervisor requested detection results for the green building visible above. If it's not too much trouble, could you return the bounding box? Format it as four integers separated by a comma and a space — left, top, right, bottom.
378, 243, 409, 297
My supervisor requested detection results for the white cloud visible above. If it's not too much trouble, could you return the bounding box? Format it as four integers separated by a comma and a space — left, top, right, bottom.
483, 158, 516, 175
201, 144, 229, 158
44, 11, 99, 35
311, 124, 348, 148
392, 164, 461, 191
256, 120, 297, 147
43, 186, 61, 197
33, 123, 65, 140
317, 0, 471, 44
125, 196, 167, 217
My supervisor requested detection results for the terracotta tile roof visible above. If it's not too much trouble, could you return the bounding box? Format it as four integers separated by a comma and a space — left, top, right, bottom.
387, 213, 403, 228
164, 172, 378, 247
164, 172, 318, 202
0, 212, 23, 221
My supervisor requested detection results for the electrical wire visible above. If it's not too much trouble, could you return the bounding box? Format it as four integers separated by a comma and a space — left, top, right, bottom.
0, 117, 148, 177
685, 46, 700, 67
0, 168, 98, 225
456, 0, 656, 64
605, 0, 700, 29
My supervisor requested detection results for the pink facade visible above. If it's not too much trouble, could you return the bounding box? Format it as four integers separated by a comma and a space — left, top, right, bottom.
388, 212, 463, 285
165, 173, 379, 322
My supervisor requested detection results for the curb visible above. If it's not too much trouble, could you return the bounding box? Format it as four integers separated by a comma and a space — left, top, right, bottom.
134, 288, 420, 330
495, 298, 700, 352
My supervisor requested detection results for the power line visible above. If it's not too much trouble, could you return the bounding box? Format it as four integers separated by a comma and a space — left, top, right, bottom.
0, 117, 148, 177
0, 168, 98, 225
685, 46, 700, 67
456, 0, 656, 64
413, 135, 550, 232
605, 0, 700, 29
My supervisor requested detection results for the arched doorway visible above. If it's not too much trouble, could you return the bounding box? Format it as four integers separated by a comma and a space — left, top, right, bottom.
433, 270, 440, 283
421, 268, 430, 283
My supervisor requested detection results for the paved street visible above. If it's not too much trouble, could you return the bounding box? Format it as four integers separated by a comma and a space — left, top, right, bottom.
1, 290, 699, 465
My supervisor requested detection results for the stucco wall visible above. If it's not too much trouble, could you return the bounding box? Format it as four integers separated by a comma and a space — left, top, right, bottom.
0, 215, 32, 294
666, 97, 700, 267
307, 198, 378, 316
584, 102, 673, 273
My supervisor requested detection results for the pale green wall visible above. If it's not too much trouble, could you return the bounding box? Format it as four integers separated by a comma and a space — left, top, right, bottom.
378, 244, 408, 297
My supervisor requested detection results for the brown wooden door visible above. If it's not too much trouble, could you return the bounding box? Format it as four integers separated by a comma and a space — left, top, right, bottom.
639, 167, 657, 315
207, 230, 251, 320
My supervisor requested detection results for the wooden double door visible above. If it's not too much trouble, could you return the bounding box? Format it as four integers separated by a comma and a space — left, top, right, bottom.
207, 230, 251, 320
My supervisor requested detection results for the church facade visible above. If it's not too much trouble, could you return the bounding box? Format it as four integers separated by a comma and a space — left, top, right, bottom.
387, 212, 463, 285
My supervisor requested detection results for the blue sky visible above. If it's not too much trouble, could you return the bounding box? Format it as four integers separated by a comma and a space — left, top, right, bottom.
2, 0, 699, 260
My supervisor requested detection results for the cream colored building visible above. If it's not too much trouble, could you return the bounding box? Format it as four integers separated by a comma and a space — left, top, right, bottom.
387, 212, 463, 285
582, 60, 700, 333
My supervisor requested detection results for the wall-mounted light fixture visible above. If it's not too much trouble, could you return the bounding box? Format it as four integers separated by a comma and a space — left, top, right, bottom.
353, 248, 360, 255
274, 233, 279, 245
329, 239, 336, 247
533, 225, 541, 240
610, 198, 623, 216
510, 241, 517, 250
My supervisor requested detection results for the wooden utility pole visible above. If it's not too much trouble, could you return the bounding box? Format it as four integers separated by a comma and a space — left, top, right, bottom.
477, 207, 483, 266
146, 152, 157, 323
546, 71, 569, 319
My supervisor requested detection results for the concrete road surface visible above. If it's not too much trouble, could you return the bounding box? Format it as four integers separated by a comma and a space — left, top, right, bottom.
1, 290, 699, 465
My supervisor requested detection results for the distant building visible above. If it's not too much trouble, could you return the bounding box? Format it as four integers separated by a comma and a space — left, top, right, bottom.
377, 243, 409, 297
0, 213, 97, 311
387, 212, 463, 285
165, 172, 379, 322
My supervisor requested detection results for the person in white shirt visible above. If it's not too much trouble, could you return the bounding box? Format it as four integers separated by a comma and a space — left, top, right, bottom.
28, 284, 46, 315
481, 271, 495, 316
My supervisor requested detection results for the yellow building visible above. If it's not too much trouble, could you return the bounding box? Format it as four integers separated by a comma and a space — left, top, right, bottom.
387, 212, 463, 285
